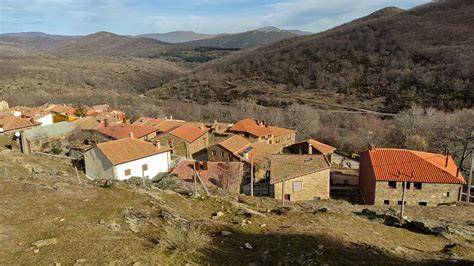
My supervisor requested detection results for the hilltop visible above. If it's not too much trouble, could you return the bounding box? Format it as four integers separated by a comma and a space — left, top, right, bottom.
138, 31, 219, 43
182, 27, 302, 49
153, 0, 474, 112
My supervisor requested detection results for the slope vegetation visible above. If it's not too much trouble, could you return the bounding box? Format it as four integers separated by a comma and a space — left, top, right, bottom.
155, 0, 474, 111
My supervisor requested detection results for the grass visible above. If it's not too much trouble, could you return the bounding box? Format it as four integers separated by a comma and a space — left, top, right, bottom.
161, 224, 211, 252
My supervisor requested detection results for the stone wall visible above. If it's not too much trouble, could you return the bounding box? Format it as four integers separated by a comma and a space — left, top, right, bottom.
274, 169, 330, 201
374, 181, 462, 206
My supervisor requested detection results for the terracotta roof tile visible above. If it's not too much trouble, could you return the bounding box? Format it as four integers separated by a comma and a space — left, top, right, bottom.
228, 118, 272, 137
218, 135, 251, 154
248, 142, 283, 163
268, 126, 295, 137
270, 154, 330, 184
154, 120, 185, 132
0, 115, 38, 131
96, 138, 171, 165
171, 160, 243, 191
360, 148, 464, 184
99, 124, 157, 139
169, 125, 208, 143
132, 117, 164, 127
307, 139, 336, 155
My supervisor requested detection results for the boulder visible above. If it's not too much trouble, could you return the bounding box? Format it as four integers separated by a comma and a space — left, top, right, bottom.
383, 215, 405, 228
31, 237, 58, 248
221, 231, 232, 236
244, 243, 253, 250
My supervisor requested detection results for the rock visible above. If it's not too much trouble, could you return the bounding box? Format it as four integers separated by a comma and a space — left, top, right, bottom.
271, 207, 290, 215
102, 179, 115, 188
33, 249, 39, 254
75, 259, 86, 263
383, 215, 405, 228
244, 243, 253, 250
406, 220, 447, 235
317, 244, 324, 250
31, 237, 58, 248
212, 211, 224, 220
106, 221, 121, 231
360, 208, 377, 217
132, 262, 141, 266
99, 219, 105, 225
260, 223, 267, 228
317, 207, 329, 213
221, 231, 232, 236
443, 243, 457, 252
465, 221, 474, 226
54, 263, 61, 266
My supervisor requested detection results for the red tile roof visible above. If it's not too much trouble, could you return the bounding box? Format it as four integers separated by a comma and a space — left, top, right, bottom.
308, 139, 336, 155
171, 160, 243, 192
0, 115, 38, 131
132, 117, 164, 127
360, 148, 464, 184
154, 120, 185, 132
218, 135, 251, 154
268, 126, 295, 137
99, 124, 157, 140
46, 104, 76, 115
169, 125, 208, 143
228, 118, 272, 137
96, 138, 171, 165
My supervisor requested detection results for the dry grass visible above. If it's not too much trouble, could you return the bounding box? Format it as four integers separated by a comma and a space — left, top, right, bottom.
161, 224, 211, 252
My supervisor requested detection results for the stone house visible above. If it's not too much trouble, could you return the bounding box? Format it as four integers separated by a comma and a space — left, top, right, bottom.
171, 160, 243, 193
98, 124, 158, 141
21, 121, 77, 154
283, 139, 336, 161
227, 118, 295, 145
359, 148, 465, 206
84, 138, 172, 180
271, 154, 331, 201
154, 125, 209, 158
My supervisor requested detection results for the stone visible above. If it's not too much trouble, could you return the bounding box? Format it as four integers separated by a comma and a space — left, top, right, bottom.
212, 211, 224, 220
244, 243, 253, 250
383, 215, 405, 228
106, 221, 121, 231
221, 231, 232, 236
31, 237, 58, 248
33, 249, 39, 254
75, 259, 86, 263
99, 219, 105, 225
317, 207, 329, 213
260, 223, 267, 228
317, 244, 324, 250
360, 208, 377, 217
102, 179, 115, 188
443, 243, 457, 252
132, 262, 141, 266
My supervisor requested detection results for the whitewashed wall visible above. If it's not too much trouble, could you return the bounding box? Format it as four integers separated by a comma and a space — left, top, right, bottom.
114, 151, 171, 180
37, 114, 53, 126
84, 148, 114, 179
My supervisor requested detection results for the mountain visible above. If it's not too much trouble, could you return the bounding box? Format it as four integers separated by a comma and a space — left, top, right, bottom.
138, 31, 218, 43
0, 32, 79, 53
53, 31, 168, 57
182, 27, 299, 48
153, 0, 474, 112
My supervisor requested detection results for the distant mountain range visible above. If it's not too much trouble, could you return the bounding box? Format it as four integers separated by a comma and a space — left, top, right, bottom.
137, 31, 219, 43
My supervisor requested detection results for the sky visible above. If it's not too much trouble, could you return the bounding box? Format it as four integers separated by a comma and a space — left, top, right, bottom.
0, 0, 431, 35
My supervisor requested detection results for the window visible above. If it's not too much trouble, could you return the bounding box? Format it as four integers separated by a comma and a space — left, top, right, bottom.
221, 151, 225, 157
124, 169, 131, 176
244, 133, 249, 138
284, 194, 291, 201
397, 200, 406, 206
292, 181, 302, 192
142, 164, 148, 171
388, 181, 397, 188
383, 200, 390, 205
419, 201, 428, 206
406, 182, 411, 189
414, 182, 422, 190
446, 192, 450, 197
211, 150, 216, 156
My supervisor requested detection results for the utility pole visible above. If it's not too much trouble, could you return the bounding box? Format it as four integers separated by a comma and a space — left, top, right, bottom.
281, 180, 285, 208
400, 181, 407, 219
193, 163, 197, 197
250, 154, 254, 197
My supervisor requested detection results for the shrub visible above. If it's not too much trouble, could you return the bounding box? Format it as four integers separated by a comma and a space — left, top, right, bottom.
161, 224, 211, 252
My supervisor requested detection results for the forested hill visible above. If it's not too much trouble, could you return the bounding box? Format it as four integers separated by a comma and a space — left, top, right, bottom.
155, 0, 474, 112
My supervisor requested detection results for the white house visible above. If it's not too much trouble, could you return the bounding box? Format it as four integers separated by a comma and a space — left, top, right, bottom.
84, 138, 172, 180
36, 113, 54, 126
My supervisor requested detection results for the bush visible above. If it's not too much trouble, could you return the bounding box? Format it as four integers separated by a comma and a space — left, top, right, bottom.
161, 224, 211, 252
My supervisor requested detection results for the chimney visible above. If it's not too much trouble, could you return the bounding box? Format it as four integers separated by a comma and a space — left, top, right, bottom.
153, 140, 161, 148
199, 123, 205, 130
170, 115, 173, 120
243, 152, 249, 160
308, 143, 313, 154
129, 132, 134, 139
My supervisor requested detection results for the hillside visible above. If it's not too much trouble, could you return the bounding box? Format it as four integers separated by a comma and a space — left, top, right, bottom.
53, 32, 168, 58
183, 27, 299, 49
0, 32, 78, 53
139, 31, 218, 43
0, 149, 473, 264
154, 0, 474, 112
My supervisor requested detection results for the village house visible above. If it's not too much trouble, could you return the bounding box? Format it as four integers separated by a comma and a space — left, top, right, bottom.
359, 148, 465, 206
283, 139, 336, 160
227, 118, 296, 145
271, 154, 331, 202
0, 115, 40, 135
87, 104, 112, 115
171, 160, 243, 193
1, 106, 53, 127
98, 124, 158, 141
21, 121, 77, 154
154, 125, 209, 158
208, 135, 283, 181
84, 138, 172, 180
41, 104, 78, 123
133, 117, 165, 128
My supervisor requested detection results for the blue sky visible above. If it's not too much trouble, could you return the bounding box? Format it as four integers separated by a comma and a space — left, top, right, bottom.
0, 0, 430, 35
